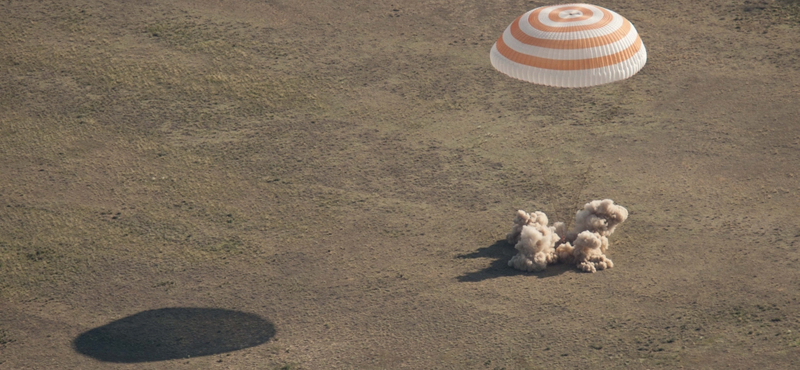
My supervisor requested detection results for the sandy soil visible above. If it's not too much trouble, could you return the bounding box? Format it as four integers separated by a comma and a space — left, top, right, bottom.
2, 0, 799, 368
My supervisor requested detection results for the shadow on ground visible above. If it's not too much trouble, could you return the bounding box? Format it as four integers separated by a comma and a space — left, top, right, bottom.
73, 307, 275, 363
456, 240, 571, 282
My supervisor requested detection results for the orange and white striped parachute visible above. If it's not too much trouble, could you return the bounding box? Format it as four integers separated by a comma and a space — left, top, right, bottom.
490, 4, 647, 88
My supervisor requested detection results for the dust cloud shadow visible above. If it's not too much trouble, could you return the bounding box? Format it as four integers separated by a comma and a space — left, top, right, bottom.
73, 307, 275, 363
456, 240, 571, 282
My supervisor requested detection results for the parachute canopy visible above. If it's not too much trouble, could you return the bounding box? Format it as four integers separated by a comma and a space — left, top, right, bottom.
490, 4, 647, 88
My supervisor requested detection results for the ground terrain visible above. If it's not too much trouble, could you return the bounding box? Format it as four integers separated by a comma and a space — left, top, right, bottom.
1, 0, 800, 369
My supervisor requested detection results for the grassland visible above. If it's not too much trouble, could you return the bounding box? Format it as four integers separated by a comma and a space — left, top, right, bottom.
2, 0, 800, 368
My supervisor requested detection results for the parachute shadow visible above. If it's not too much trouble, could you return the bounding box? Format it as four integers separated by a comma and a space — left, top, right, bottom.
73, 307, 275, 363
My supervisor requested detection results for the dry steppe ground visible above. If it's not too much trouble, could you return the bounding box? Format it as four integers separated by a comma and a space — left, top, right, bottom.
2, 0, 800, 369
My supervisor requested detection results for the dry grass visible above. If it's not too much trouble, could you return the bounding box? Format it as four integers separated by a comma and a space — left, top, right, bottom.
2, 0, 800, 368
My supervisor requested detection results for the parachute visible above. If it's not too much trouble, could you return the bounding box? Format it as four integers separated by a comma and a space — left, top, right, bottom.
490, 4, 647, 88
